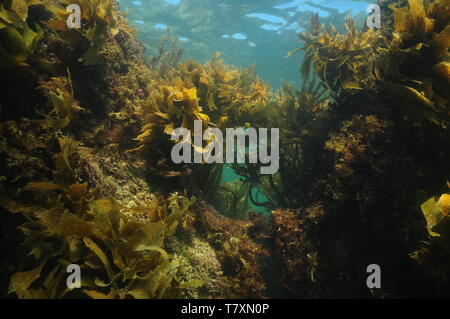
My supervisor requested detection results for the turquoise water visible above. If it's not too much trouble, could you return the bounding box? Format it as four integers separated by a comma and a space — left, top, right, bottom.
118, 0, 374, 89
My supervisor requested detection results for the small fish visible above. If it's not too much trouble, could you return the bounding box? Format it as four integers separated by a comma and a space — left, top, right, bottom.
248, 41, 256, 47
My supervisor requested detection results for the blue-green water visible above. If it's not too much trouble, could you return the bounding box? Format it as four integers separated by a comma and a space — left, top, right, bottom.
118, 0, 373, 89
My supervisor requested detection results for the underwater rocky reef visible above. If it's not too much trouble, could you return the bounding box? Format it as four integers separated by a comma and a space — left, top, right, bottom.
0, 0, 449, 299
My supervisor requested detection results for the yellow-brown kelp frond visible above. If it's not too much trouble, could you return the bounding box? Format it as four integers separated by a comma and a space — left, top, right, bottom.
131, 53, 273, 180
5, 181, 196, 298
134, 85, 210, 150
420, 191, 450, 238
288, 14, 386, 96
1, 129, 196, 299
143, 85, 210, 140
0, 0, 273, 300
410, 183, 450, 282
198, 57, 272, 129
0, 1, 43, 69
390, 0, 449, 48
0, 0, 132, 69
131, 83, 211, 177
378, 0, 450, 128
159, 54, 272, 129
291, 1, 449, 127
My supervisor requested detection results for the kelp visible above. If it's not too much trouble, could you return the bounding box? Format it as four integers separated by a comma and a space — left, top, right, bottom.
267, 0, 450, 297
275, 78, 329, 136
421, 192, 450, 237
135, 85, 211, 150
289, 0, 449, 127
67, 0, 124, 65
288, 13, 385, 97
2, 0, 449, 299
148, 52, 272, 129
175, 55, 272, 129
130, 83, 211, 177
5, 170, 196, 299
0, 0, 275, 300
378, 0, 450, 127
0, 0, 42, 69
131, 53, 273, 183
414, 183, 450, 272
7, 187, 196, 299
3, 0, 134, 67
229, 77, 330, 209
0, 128, 197, 298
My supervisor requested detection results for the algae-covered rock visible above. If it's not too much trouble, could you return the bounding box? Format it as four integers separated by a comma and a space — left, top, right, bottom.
1, 0, 450, 299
